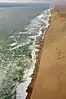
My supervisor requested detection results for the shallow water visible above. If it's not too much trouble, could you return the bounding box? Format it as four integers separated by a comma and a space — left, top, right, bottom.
0, 4, 52, 99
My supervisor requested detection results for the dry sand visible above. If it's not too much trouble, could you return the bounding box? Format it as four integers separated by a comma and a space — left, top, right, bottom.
30, 10, 66, 99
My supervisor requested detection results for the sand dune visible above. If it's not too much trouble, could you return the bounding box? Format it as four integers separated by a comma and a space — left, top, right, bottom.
30, 10, 66, 99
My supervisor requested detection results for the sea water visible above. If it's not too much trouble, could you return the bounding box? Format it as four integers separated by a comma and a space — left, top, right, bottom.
0, 4, 52, 99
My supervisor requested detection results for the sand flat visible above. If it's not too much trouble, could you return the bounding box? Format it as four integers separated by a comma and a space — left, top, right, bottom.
30, 10, 66, 99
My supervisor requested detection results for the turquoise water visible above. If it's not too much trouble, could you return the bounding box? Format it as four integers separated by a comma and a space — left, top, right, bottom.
0, 4, 51, 99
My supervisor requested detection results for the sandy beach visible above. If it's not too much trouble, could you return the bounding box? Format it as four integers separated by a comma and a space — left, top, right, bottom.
30, 9, 66, 99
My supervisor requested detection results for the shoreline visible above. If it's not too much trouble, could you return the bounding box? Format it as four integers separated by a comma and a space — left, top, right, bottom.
30, 9, 66, 99
16, 8, 52, 99
25, 21, 51, 99
25, 8, 52, 99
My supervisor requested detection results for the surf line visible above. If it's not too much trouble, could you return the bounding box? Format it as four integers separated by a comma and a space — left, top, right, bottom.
25, 17, 52, 99
25, 8, 53, 99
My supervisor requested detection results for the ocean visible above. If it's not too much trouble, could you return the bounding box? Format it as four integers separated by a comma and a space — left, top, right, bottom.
0, 4, 52, 99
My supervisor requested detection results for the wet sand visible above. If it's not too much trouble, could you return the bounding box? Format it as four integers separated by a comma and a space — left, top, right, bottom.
30, 10, 66, 99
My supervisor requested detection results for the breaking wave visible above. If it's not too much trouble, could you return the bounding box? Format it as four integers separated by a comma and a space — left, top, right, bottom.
0, 8, 52, 99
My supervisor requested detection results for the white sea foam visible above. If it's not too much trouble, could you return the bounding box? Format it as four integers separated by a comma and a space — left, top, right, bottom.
16, 7, 52, 99
9, 35, 15, 39
16, 43, 36, 99
18, 32, 23, 35
10, 39, 31, 50
10, 42, 17, 47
